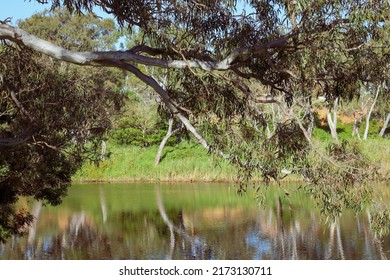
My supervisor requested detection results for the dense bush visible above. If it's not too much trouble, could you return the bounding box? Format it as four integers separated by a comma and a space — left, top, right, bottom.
111, 127, 171, 146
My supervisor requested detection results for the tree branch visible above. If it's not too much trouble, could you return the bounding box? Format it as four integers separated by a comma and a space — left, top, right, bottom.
0, 23, 291, 71
0, 23, 238, 159
9, 91, 34, 121
99, 58, 212, 150
0, 134, 30, 146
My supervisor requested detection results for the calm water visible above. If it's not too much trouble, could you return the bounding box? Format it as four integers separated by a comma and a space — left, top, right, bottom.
0, 183, 389, 260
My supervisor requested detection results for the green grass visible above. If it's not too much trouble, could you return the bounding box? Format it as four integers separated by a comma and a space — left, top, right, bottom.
74, 141, 236, 182
74, 122, 389, 182
312, 122, 390, 178
312, 119, 384, 142
358, 138, 390, 178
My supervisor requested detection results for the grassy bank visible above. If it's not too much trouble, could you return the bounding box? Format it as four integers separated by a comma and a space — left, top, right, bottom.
358, 138, 390, 178
312, 124, 390, 179
73, 134, 389, 182
74, 141, 236, 182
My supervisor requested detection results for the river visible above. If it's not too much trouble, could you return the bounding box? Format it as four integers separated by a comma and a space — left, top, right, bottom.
0, 183, 389, 259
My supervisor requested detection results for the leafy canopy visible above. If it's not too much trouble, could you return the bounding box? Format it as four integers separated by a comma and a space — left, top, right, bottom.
0, 9, 124, 242
0, 0, 389, 240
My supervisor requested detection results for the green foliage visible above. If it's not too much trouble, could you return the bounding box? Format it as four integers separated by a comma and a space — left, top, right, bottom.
111, 127, 168, 146
0, 164, 9, 178
0, 10, 124, 242
371, 208, 390, 238
18, 8, 121, 51
301, 140, 377, 220
0, 205, 33, 243
110, 89, 177, 147
2, 0, 389, 241
208, 118, 308, 192
312, 126, 333, 142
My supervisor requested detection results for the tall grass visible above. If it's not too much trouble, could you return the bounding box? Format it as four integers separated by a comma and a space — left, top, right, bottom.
312, 122, 389, 178
74, 141, 236, 182
74, 122, 389, 182
358, 138, 390, 178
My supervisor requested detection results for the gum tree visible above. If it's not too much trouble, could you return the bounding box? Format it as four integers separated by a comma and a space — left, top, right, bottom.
0, 0, 389, 239
0, 9, 123, 242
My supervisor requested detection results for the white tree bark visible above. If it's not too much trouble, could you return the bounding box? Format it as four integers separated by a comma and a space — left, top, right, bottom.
326, 97, 339, 142
0, 23, 222, 152
379, 112, 390, 137
0, 23, 289, 71
333, 97, 338, 130
154, 118, 181, 166
363, 86, 380, 140
100, 140, 106, 160
352, 94, 371, 138
0, 23, 298, 156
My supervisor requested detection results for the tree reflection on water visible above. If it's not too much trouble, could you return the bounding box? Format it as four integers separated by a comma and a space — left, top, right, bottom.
0, 183, 389, 260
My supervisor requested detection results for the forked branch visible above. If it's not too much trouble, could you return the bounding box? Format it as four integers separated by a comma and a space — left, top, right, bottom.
0, 23, 290, 71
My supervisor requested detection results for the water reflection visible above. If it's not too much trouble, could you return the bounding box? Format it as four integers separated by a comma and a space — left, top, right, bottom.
0, 183, 389, 260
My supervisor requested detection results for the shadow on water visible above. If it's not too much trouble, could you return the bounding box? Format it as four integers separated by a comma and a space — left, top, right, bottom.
0, 183, 389, 260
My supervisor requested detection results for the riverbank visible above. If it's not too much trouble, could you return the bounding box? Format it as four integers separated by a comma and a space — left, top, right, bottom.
73, 137, 390, 183
74, 141, 237, 182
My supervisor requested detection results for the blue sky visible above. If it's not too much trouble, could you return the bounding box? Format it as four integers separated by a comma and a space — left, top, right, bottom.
0, 0, 111, 24
0, 0, 51, 24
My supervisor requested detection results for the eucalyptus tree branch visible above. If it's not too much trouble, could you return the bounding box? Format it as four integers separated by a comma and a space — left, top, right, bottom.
127, 44, 165, 56
0, 20, 287, 171
154, 118, 182, 166
0, 23, 237, 159
99, 58, 212, 151
0, 23, 291, 72
231, 68, 292, 96
284, 102, 370, 175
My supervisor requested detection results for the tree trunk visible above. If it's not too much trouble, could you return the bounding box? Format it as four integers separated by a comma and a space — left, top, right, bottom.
363, 86, 380, 140
352, 94, 371, 138
332, 97, 339, 131
100, 140, 106, 160
307, 107, 314, 139
266, 122, 272, 139
352, 117, 361, 139
326, 97, 339, 142
379, 112, 390, 137
154, 118, 178, 166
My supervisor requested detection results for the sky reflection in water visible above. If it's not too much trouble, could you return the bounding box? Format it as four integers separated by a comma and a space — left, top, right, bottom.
0, 183, 389, 260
